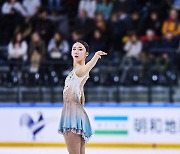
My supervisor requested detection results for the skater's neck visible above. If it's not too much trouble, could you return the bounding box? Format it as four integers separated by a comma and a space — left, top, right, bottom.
73, 60, 85, 69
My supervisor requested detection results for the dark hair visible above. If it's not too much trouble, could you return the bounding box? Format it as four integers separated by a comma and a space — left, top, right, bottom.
76, 40, 89, 53
12, 32, 23, 45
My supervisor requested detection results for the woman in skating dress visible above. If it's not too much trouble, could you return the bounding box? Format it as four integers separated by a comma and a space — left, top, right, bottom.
58, 40, 107, 154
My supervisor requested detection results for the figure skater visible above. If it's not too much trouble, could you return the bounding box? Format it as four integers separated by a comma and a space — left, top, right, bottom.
58, 40, 107, 154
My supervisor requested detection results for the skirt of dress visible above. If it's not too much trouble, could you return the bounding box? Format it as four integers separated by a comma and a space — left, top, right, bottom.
58, 104, 93, 143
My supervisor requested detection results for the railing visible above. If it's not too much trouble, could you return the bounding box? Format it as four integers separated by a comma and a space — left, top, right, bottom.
0, 48, 179, 103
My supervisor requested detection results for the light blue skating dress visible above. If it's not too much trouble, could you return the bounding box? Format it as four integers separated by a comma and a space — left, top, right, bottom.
58, 69, 92, 142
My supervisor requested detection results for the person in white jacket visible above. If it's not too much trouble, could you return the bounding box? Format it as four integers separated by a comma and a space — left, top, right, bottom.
2, 0, 27, 16
8, 32, 28, 61
78, 0, 97, 19
123, 35, 142, 59
22, 0, 41, 17
48, 32, 69, 60
47, 32, 70, 73
120, 32, 142, 82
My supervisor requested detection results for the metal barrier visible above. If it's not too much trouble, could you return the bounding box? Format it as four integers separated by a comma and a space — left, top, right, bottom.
0, 48, 179, 103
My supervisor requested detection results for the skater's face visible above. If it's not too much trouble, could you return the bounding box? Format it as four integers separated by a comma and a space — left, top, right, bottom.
71, 42, 88, 61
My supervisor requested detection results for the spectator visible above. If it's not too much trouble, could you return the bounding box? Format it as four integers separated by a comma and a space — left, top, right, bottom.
96, 0, 113, 19
141, 29, 159, 43
0, 10, 21, 44
29, 32, 46, 72
123, 32, 142, 59
0, 0, 179, 87
152, 32, 179, 75
34, 10, 55, 44
89, 29, 106, 54
47, 32, 69, 73
94, 13, 108, 43
73, 9, 94, 41
107, 12, 125, 51
141, 29, 160, 64
48, 32, 69, 60
70, 30, 84, 45
15, 17, 33, 42
0, 0, 26, 44
8, 32, 28, 61
130, 11, 143, 35
22, 0, 41, 17
78, 0, 97, 19
30, 48, 41, 73
47, 11, 70, 38
118, 10, 132, 34
120, 32, 142, 82
95, 12, 105, 22
153, 32, 176, 74
143, 11, 162, 36
162, 8, 180, 36
159, 31, 179, 49
142, 29, 159, 54
2, 0, 27, 17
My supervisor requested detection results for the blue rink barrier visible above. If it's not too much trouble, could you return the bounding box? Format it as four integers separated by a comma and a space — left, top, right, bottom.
0, 102, 180, 108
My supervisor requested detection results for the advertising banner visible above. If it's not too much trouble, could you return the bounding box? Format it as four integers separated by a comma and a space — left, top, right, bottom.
0, 103, 180, 145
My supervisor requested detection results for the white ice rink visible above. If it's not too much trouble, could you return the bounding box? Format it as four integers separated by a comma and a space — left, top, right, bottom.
0, 148, 180, 154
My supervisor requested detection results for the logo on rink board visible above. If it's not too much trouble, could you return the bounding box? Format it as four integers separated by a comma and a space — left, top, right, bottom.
93, 116, 128, 135
20, 112, 45, 140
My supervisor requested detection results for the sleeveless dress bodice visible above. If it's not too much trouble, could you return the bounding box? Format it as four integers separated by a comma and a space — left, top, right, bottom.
58, 69, 93, 142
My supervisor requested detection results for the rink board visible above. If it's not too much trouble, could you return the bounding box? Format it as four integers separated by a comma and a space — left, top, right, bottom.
0, 103, 180, 148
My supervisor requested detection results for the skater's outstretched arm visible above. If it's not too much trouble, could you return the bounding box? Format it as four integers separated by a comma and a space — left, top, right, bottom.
76, 50, 107, 77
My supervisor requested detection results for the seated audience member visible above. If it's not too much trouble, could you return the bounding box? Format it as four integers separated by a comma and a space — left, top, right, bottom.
118, 10, 132, 35
15, 17, 33, 42
152, 31, 179, 74
46, 11, 70, 38
159, 31, 179, 49
78, 0, 97, 19
34, 10, 55, 44
29, 32, 46, 72
96, 0, 113, 19
162, 8, 180, 36
129, 11, 143, 35
8, 32, 28, 61
8, 32, 28, 71
73, 9, 94, 41
22, 0, 41, 17
69, 30, 84, 46
2, 0, 27, 16
107, 12, 125, 52
48, 32, 69, 73
1, 0, 27, 43
142, 29, 159, 53
94, 13, 109, 43
143, 11, 162, 36
89, 29, 106, 60
120, 32, 142, 82
123, 32, 142, 60
141, 29, 160, 65
48, 32, 69, 60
